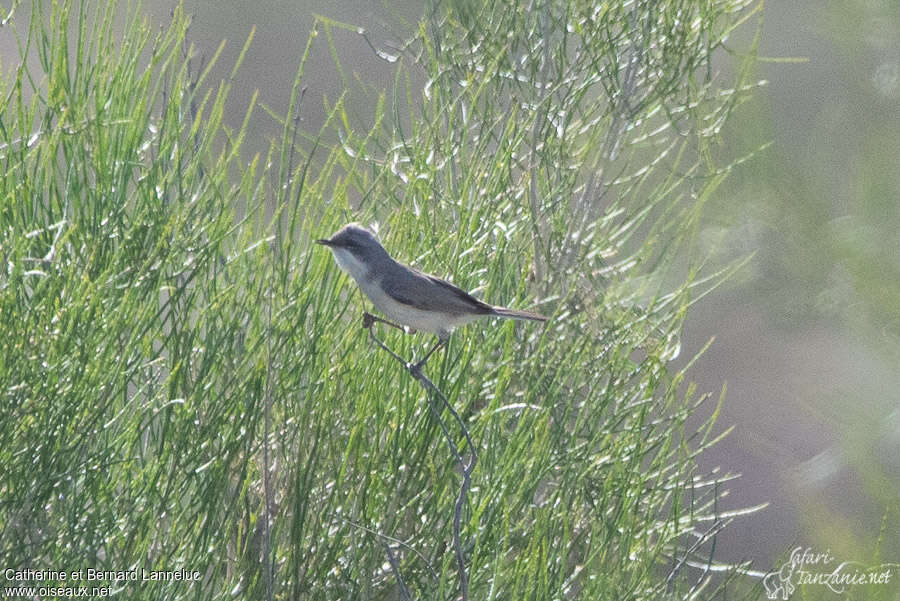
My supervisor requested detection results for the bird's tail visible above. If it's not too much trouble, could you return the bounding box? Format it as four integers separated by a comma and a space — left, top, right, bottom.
492, 306, 548, 322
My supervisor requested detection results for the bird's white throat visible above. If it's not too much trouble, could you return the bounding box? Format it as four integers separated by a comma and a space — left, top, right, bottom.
329, 247, 370, 283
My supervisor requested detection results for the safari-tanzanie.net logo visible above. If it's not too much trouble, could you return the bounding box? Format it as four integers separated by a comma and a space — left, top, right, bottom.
763, 546, 896, 600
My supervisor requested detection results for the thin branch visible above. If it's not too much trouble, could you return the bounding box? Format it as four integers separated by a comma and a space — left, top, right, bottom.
363, 313, 478, 601
384, 543, 413, 601
340, 516, 440, 581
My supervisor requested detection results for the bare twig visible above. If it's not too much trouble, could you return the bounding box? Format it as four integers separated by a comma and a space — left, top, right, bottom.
340, 516, 440, 581
363, 313, 479, 601
384, 543, 413, 601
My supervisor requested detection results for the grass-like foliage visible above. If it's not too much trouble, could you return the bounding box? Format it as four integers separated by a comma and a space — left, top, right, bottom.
1, 0, 762, 599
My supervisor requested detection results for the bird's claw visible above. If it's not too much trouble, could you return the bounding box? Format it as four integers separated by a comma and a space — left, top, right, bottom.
362, 311, 404, 332
408, 360, 424, 378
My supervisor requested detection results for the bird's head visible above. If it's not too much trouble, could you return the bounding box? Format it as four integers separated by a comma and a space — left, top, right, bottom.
316, 223, 382, 255
316, 223, 389, 279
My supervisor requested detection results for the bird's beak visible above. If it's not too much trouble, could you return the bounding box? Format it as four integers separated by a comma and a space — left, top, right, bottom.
316, 238, 333, 246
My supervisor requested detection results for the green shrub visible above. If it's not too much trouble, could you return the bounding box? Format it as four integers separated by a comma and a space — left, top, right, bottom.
0, 1, 761, 599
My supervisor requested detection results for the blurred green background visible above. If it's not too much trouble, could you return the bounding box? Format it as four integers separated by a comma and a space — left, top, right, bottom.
145, 0, 900, 573
685, 0, 900, 567
5, 0, 895, 583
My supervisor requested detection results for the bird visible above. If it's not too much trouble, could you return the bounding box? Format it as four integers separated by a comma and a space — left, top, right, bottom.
317, 222, 547, 367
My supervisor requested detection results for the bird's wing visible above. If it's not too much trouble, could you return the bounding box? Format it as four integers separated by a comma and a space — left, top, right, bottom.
424, 273, 494, 315
382, 264, 493, 316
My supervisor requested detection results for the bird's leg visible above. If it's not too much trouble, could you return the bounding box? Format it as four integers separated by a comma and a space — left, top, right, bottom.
362, 311, 404, 332
412, 333, 449, 372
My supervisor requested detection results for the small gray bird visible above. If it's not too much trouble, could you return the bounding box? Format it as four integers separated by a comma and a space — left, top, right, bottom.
317, 223, 546, 364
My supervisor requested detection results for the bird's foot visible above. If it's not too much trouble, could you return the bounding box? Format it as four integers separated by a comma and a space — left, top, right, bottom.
407, 360, 424, 378
362, 312, 404, 332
